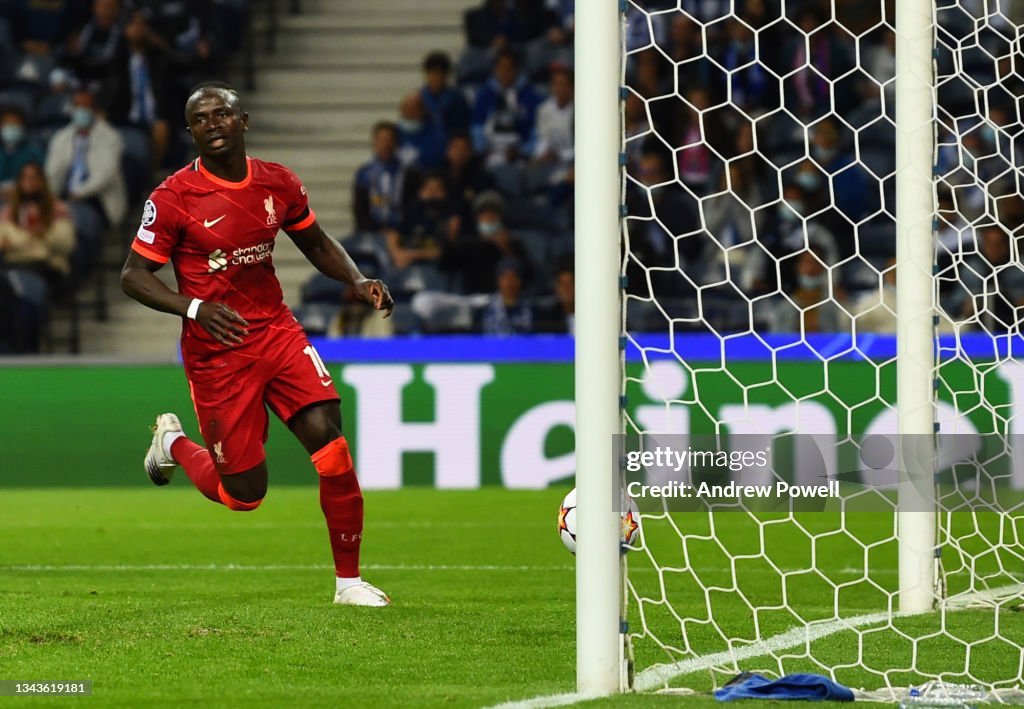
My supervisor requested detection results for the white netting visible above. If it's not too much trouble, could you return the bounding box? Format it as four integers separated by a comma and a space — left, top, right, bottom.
621, 0, 1024, 694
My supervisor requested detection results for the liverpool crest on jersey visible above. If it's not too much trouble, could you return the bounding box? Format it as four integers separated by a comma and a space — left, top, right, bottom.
264, 196, 277, 225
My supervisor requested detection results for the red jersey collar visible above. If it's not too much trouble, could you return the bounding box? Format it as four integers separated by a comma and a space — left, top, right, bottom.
196, 156, 252, 189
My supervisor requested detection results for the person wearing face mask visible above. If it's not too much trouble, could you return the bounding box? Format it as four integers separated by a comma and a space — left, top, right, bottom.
768, 245, 849, 333
396, 92, 447, 170
385, 174, 455, 293
44, 89, 127, 237
0, 108, 44, 195
0, 162, 76, 351
436, 190, 531, 294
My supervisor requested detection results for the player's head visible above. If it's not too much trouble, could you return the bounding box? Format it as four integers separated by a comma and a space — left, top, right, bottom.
185, 82, 248, 158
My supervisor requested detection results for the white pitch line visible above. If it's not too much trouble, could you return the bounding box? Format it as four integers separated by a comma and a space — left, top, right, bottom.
0, 562, 573, 573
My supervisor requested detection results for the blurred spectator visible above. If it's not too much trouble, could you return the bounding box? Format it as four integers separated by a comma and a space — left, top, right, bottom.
385, 173, 454, 292
810, 118, 872, 223
129, 0, 212, 74
0, 106, 45, 194
700, 163, 766, 293
947, 225, 1024, 331
419, 51, 470, 138
441, 132, 494, 229
481, 258, 532, 334
533, 66, 573, 166
471, 49, 542, 167
36, 66, 78, 126
523, 0, 573, 81
464, 0, 549, 52
66, 0, 127, 90
936, 188, 976, 268
0, 162, 75, 351
8, 0, 84, 84
352, 121, 415, 235
847, 258, 960, 334
625, 151, 700, 280
45, 88, 127, 235
718, 17, 772, 110
397, 92, 447, 170
668, 14, 713, 88
533, 260, 574, 333
865, 27, 895, 111
779, 5, 854, 119
0, 162, 75, 279
768, 245, 849, 333
438, 190, 531, 294
105, 9, 171, 170
676, 87, 718, 191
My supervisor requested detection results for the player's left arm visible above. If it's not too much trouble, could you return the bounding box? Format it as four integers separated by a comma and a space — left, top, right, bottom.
287, 221, 394, 318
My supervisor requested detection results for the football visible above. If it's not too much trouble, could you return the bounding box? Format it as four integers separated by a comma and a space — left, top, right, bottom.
557, 487, 641, 554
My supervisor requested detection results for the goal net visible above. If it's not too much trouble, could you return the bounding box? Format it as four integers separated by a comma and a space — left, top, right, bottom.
618, 0, 1024, 696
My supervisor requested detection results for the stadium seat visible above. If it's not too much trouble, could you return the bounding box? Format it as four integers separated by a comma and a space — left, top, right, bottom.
292, 302, 340, 336
301, 272, 344, 304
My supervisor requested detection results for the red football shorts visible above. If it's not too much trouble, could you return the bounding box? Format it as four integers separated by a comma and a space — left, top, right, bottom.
183, 320, 340, 474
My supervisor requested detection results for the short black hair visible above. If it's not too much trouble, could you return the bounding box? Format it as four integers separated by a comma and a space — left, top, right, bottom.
422, 51, 451, 74
371, 120, 400, 140
185, 81, 243, 123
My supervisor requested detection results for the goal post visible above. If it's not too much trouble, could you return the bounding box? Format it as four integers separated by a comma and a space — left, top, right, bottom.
573, 0, 625, 697
894, 0, 939, 615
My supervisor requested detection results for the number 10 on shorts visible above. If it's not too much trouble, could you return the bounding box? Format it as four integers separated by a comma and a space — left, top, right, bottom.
303, 345, 331, 383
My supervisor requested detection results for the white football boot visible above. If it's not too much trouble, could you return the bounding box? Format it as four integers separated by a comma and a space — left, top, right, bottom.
333, 581, 391, 607
144, 413, 182, 486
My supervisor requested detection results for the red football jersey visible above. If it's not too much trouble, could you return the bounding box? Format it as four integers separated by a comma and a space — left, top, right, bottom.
131, 156, 316, 357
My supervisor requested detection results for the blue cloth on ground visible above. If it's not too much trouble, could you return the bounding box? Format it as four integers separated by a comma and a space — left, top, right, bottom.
714, 672, 855, 702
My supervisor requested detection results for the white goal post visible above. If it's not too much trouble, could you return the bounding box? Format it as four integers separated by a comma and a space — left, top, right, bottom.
573, 0, 624, 697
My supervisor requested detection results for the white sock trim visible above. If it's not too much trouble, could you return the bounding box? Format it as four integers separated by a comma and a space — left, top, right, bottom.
162, 431, 185, 461
336, 576, 362, 591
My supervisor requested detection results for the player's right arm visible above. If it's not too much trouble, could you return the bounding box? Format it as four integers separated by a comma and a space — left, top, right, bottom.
120, 191, 248, 346
120, 251, 249, 346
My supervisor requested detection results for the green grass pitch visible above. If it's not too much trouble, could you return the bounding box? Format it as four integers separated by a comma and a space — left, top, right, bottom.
1, 487, 1021, 708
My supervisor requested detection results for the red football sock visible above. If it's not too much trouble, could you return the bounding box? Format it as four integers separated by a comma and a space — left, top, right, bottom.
313, 437, 363, 578
170, 436, 222, 503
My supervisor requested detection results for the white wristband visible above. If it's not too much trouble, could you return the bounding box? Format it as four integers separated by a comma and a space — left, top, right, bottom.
186, 298, 203, 320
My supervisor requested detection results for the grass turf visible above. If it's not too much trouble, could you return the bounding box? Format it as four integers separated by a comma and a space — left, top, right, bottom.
1, 487, 1021, 707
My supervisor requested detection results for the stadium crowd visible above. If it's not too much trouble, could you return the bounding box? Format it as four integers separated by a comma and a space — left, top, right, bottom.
2, 0, 1020, 349
0, 0, 248, 352
313, 0, 1024, 337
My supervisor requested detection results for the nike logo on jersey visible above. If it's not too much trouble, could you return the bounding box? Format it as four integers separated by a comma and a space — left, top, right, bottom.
320, 379, 333, 387
204, 215, 226, 228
